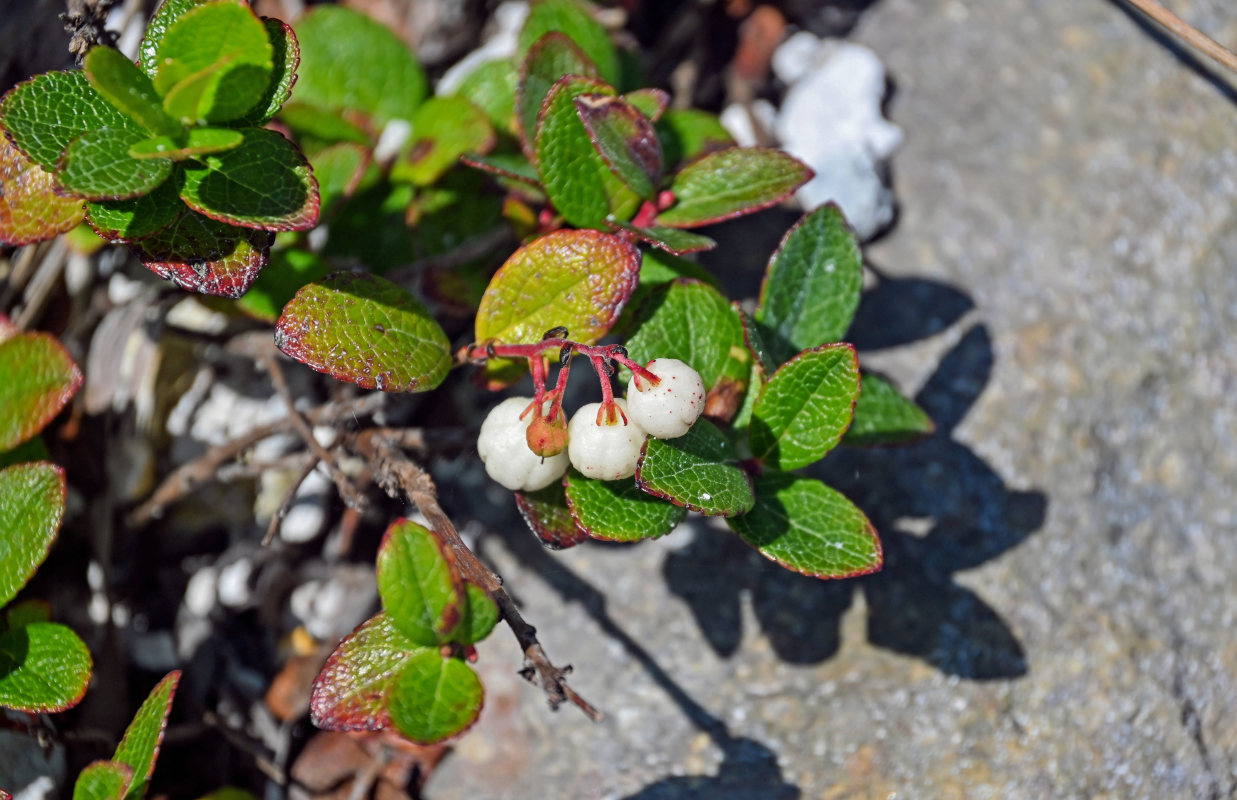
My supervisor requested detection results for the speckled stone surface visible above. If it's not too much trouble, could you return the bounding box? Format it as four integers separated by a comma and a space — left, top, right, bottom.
426, 2, 1237, 798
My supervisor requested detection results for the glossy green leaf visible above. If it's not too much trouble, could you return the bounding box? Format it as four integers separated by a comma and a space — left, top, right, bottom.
292, 6, 427, 127
635, 418, 754, 516
234, 19, 300, 125
128, 127, 243, 160
750, 344, 860, 470
656, 147, 811, 228
0, 70, 134, 171
139, 0, 211, 76
576, 93, 661, 198
235, 247, 329, 322
275, 272, 451, 392
728, 472, 882, 578
0, 621, 92, 713
310, 612, 424, 731
0, 463, 66, 607
623, 88, 669, 121
388, 651, 483, 744
535, 76, 639, 228
135, 211, 272, 298
84, 46, 180, 136
843, 373, 935, 446
179, 128, 318, 231
455, 59, 518, 136
390, 96, 495, 187
755, 203, 863, 365
0, 334, 82, 451
517, 32, 597, 156
451, 584, 499, 646
656, 109, 734, 169
113, 671, 180, 800
0, 136, 83, 246
85, 176, 183, 241
57, 128, 172, 201
72, 761, 132, 800
564, 469, 685, 542
375, 520, 463, 647
607, 220, 715, 255
519, 0, 620, 86
514, 484, 588, 550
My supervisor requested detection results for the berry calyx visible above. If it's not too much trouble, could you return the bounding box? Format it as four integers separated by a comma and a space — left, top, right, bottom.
567, 399, 647, 481
477, 397, 569, 491
626, 358, 705, 439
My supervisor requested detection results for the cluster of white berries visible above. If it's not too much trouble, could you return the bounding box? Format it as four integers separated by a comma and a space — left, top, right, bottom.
477, 358, 706, 490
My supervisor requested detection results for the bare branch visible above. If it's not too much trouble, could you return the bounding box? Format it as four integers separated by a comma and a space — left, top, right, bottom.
1123, 0, 1237, 75
262, 456, 321, 546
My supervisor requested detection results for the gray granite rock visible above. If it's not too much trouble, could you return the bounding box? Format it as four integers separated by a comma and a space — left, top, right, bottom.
426, 1, 1237, 798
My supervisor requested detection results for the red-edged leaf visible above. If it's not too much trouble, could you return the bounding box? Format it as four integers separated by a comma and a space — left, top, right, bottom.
514, 483, 588, 550
516, 31, 597, 160
375, 519, 465, 647
134, 212, 273, 298
0, 136, 83, 246
0, 333, 82, 451
655, 147, 812, 228
575, 93, 662, 199
72, 761, 132, 800
0, 462, 66, 609
0, 621, 92, 714
606, 220, 715, 255
113, 671, 180, 800
387, 652, 483, 745
623, 88, 669, 122
310, 612, 423, 732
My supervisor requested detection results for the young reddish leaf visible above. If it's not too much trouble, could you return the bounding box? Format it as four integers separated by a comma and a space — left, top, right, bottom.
0, 136, 83, 246
515, 484, 589, 550
57, 128, 173, 201
655, 109, 735, 170
128, 127, 243, 161
135, 212, 273, 298
755, 203, 863, 365
0, 463, 66, 607
311, 612, 426, 731
0, 70, 132, 170
451, 584, 499, 646
564, 469, 685, 542
83, 46, 181, 137
606, 220, 715, 255
139, 0, 212, 76
112, 671, 180, 800
635, 419, 754, 517
72, 761, 132, 800
292, 6, 427, 128
85, 178, 183, 242
178, 128, 319, 231
843, 372, 935, 446
387, 652, 483, 745
151, 1, 272, 110
454, 58, 518, 136
475, 228, 640, 351
750, 344, 860, 470
235, 18, 301, 126
518, 0, 620, 86
655, 147, 812, 228
0, 334, 83, 451
375, 519, 465, 647
728, 472, 882, 579
0, 621, 93, 713
623, 88, 670, 122
275, 272, 451, 392
576, 93, 662, 199
517, 32, 597, 158
390, 96, 495, 187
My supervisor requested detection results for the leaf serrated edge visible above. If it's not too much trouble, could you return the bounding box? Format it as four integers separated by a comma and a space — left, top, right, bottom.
656, 146, 814, 229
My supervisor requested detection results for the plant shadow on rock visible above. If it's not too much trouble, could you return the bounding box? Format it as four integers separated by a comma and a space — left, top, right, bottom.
665, 273, 1047, 680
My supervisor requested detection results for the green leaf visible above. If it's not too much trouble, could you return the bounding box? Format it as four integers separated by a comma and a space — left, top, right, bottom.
460, 152, 541, 187
0, 463, 66, 607
128, 127, 243, 160
576, 93, 661, 198
0, 621, 92, 713
728, 472, 882, 578
113, 671, 180, 800
72, 761, 132, 800
0, 136, 83, 246
235, 247, 329, 323
606, 220, 715, 255
139, 0, 211, 76
319, 180, 414, 270
534, 76, 639, 228
623, 88, 669, 122
85, 176, 183, 241
307, 142, 373, 220
292, 6, 427, 127
4, 599, 52, 629
0, 334, 82, 451
750, 344, 860, 470
310, 612, 424, 731
135, 211, 273, 297
275, 272, 451, 392
517, 32, 597, 156
0, 70, 134, 171
635, 419, 754, 516
843, 373, 935, 446
277, 102, 370, 146
451, 584, 499, 646
178, 128, 318, 231
390, 96, 495, 187
475, 229, 640, 378
375, 519, 463, 647
234, 19, 300, 126
755, 203, 863, 365
84, 47, 180, 137
152, 0, 272, 123
57, 128, 173, 201
455, 59, 518, 136
564, 469, 685, 542
519, 0, 620, 86
656, 147, 811, 228
656, 109, 734, 170
388, 651, 484, 744
514, 484, 588, 550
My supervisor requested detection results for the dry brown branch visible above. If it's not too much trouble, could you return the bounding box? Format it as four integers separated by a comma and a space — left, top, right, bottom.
262, 456, 322, 546
1124, 0, 1237, 74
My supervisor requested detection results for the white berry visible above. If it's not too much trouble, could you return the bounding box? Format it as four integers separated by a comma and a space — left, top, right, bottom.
567, 399, 647, 480
477, 397, 568, 491
626, 358, 706, 439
